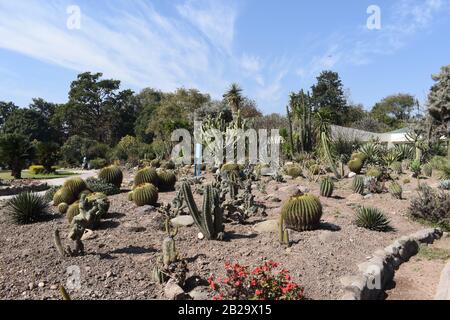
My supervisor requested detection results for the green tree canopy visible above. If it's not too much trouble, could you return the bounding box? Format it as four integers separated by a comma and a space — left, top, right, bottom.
2, 108, 56, 142
0, 133, 34, 178
0, 101, 18, 128
371, 94, 417, 130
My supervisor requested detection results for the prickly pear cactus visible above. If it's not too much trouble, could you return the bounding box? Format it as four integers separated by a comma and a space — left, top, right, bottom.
98, 165, 123, 188
281, 193, 323, 231
320, 177, 334, 197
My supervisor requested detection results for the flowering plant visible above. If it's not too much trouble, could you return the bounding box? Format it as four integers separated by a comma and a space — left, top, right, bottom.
208, 261, 304, 300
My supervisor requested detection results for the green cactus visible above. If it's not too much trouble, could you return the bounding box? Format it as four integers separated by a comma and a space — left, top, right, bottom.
77, 189, 92, 200
227, 170, 240, 199
352, 175, 365, 195
388, 182, 402, 199
67, 193, 109, 225
150, 159, 161, 168
161, 160, 176, 170
157, 169, 177, 192
278, 215, 290, 246
53, 187, 75, 206
181, 182, 224, 240
281, 193, 323, 231
58, 202, 69, 214
63, 177, 87, 196
354, 207, 392, 232
390, 161, 403, 174
127, 191, 134, 201
320, 177, 334, 197
221, 163, 241, 172
366, 167, 382, 181
162, 219, 178, 266
134, 167, 159, 187
422, 163, 433, 177
348, 158, 363, 174
98, 165, 123, 188
66, 201, 80, 224
132, 183, 159, 206
321, 132, 341, 179
284, 164, 302, 178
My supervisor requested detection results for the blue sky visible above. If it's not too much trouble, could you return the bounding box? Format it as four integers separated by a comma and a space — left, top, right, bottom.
0, 0, 449, 114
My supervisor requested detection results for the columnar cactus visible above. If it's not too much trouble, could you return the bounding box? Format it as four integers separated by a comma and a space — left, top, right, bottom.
134, 167, 159, 187
98, 165, 123, 188
157, 169, 177, 192
132, 183, 159, 206
227, 170, 240, 199
279, 215, 290, 246
280, 193, 323, 231
321, 131, 341, 179
352, 175, 365, 195
389, 182, 402, 199
320, 177, 334, 197
181, 182, 224, 240
162, 219, 178, 267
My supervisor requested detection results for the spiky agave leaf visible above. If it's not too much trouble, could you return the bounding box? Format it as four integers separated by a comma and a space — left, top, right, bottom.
354, 207, 392, 232
7, 192, 48, 224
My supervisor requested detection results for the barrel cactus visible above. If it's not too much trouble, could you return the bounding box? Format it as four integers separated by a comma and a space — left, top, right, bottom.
320, 177, 334, 197
388, 182, 402, 199
161, 160, 176, 170
150, 159, 161, 168
63, 177, 87, 196
157, 170, 177, 192
280, 193, 323, 231
132, 183, 159, 206
58, 202, 69, 214
352, 176, 365, 195
390, 161, 402, 174
348, 158, 363, 174
134, 167, 159, 187
98, 165, 123, 188
53, 187, 75, 206
366, 167, 382, 181
66, 201, 80, 224
128, 191, 134, 201
284, 164, 302, 178
422, 163, 433, 177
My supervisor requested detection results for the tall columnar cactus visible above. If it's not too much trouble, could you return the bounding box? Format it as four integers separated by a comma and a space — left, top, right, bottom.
181, 182, 224, 240
63, 177, 87, 196
320, 177, 334, 197
98, 165, 123, 188
321, 132, 341, 179
132, 183, 159, 206
134, 167, 159, 187
227, 170, 240, 199
389, 182, 403, 199
352, 176, 365, 195
280, 193, 323, 231
157, 169, 177, 192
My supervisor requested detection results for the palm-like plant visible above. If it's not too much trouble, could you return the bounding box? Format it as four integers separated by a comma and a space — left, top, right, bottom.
0, 133, 34, 179
223, 83, 243, 115
7, 192, 48, 224
355, 206, 392, 232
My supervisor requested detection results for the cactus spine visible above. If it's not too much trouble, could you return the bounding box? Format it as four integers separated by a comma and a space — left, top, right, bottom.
352, 175, 365, 195
320, 177, 334, 197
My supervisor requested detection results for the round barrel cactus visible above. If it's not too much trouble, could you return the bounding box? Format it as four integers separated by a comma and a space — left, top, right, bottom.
352, 175, 365, 194
133, 183, 159, 206
388, 182, 402, 199
161, 160, 176, 170
134, 167, 159, 187
150, 159, 161, 168
221, 163, 241, 172
284, 165, 302, 178
281, 193, 323, 231
366, 167, 382, 181
390, 161, 402, 174
348, 158, 363, 174
98, 165, 123, 188
66, 201, 80, 224
63, 177, 87, 197
157, 169, 176, 192
128, 191, 134, 201
320, 177, 334, 197
53, 187, 75, 206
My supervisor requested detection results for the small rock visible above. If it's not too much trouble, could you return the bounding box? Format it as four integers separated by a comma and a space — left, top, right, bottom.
124, 222, 146, 232
170, 215, 194, 227
363, 194, 373, 199
197, 232, 204, 240
348, 172, 356, 178
188, 286, 211, 300
318, 231, 339, 243
265, 195, 281, 203
81, 229, 97, 241
50, 285, 58, 290
253, 219, 278, 233
106, 271, 113, 278
136, 205, 156, 215
38, 282, 45, 288
164, 279, 187, 300
28, 282, 35, 290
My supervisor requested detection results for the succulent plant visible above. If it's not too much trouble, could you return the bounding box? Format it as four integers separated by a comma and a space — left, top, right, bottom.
77, 189, 92, 199
53, 187, 75, 206
181, 182, 224, 240
320, 177, 334, 197
66, 201, 80, 224
321, 132, 341, 179
410, 160, 422, 178
284, 164, 302, 178
354, 207, 392, 232
85, 177, 120, 196
162, 219, 178, 266
128, 191, 134, 201
58, 202, 69, 214
150, 159, 161, 168
67, 193, 109, 226
221, 163, 241, 172
422, 163, 433, 177
352, 175, 365, 195
161, 160, 176, 170
366, 167, 382, 181
157, 169, 177, 192
98, 165, 123, 188
132, 183, 159, 206
7, 192, 48, 224
134, 167, 159, 188
280, 193, 323, 231
439, 164, 450, 180
390, 161, 403, 174
358, 142, 382, 164
348, 158, 363, 174
63, 177, 87, 196
43, 186, 61, 203
389, 182, 402, 199
278, 215, 289, 246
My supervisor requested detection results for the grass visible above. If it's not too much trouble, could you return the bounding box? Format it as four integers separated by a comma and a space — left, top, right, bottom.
417, 245, 450, 261
0, 170, 77, 180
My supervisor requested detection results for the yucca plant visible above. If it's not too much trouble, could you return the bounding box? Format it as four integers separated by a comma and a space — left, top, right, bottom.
7, 192, 48, 224
359, 142, 382, 165
354, 207, 392, 232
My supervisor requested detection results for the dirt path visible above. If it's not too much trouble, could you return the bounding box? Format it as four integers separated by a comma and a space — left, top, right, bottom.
385, 236, 450, 300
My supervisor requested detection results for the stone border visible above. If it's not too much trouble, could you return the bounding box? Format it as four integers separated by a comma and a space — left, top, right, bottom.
0, 183, 49, 196
435, 261, 450, 300
340, 228, 443, 300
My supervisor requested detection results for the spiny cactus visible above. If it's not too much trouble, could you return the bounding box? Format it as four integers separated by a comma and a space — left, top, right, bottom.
127, 191, 134, 201
221, 163, 241, 172
134, 167, 159, 187
422, 163, 433, 177
348, 158, 363, 174
279, 215, 290, 246
352, 175, 365, 195
7, 192, 48, 225
157, 169, 177, 192
321, 131, 341, 179
390, 161, 403, 174
66, 201, 80, 224
354, 207, 392, 232
98, 165, 123, 188
161, 160, 176, 170
132, 183, 159, 206
226, 169, 240, 199
366, 167, 382, 181
389, 182, 403, 199
150, 159, 161, 168
162, 219, 178, 266
284, 164, 302, 178
281, 193, 323, 231
58, 202, 69, 214
77, 189, 92, 199
63, 177, 87, 196
67, 193, 109, 226
53, 187, 75, 206
320, 177, 334, 197
181, 182, 224, 240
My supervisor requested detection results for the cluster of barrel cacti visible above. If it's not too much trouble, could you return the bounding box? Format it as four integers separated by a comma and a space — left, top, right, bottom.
53, 177, 89, 213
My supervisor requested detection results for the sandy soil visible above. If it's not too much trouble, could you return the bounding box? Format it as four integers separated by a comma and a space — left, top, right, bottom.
0, 169, 445, 300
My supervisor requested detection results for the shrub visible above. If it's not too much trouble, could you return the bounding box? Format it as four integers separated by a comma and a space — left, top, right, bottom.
429, 156, 450, 171
86, 177, 120, 196
29, 165, 45, 175
440, 164, 450, 180
208, 261, 305, 300
354, 207, 392, 232
89, 158, 108, 169
7, 192, 48, 224
409, 184, 450, 231
60, 135, 100, 166
32, 140, 60, 173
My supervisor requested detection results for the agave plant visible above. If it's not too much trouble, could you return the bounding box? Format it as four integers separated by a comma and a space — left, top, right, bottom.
354, 206, 392, 232
358, 142, 382, 165
394, 144, 414, 161
7, 192, 48, 224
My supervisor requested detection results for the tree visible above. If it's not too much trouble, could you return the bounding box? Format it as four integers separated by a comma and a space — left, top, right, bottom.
371, 94, 417, 129
60, 135, 103, 166
134, 88, 164, 143
0, 101, 18, 128
311, 71, 348, 125
427, 65, 450, 158
33, 140, 60, 173
223, 83, 243, 115
2, 108, 56, 142
0, 133, 34, 179
239, 97, 263, 119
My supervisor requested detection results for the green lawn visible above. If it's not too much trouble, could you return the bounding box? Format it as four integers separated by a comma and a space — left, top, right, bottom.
0, 170, 78, 180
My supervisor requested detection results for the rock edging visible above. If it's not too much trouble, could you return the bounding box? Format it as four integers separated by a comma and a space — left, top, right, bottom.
340, 228, 443, 300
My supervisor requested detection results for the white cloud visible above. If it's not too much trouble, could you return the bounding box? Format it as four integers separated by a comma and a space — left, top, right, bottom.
240, 53, 262, 73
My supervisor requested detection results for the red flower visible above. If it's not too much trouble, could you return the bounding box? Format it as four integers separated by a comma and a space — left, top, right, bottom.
255, 289, 263, 296
252, 267, 261, 275
250, 279, 257, 286
234, 280, 242, 286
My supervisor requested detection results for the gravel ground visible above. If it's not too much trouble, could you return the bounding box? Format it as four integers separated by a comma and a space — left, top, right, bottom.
0, 170, 443, 300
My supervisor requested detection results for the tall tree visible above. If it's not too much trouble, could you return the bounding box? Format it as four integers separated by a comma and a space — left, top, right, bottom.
223, 83, 243, 115
0, 133, 34, 179
311, 71, 348, 125
135, 88, 164, 143
0, 101, 18, 128
2, 108, 56, 142
371, 94, 417, 130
